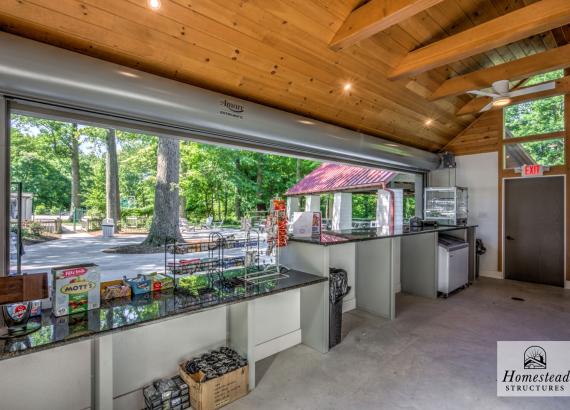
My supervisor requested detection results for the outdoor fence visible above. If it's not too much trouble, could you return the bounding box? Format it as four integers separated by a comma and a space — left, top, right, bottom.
81, 217, 102, 232
119, 216, 150, 234
31, 219, 63, 234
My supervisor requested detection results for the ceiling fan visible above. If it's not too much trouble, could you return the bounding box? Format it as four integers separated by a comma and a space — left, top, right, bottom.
466, 79, 555, 112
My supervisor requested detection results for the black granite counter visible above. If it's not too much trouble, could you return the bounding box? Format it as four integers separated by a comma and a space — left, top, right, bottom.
0, 269, 326, 361
289, 224, 476, 246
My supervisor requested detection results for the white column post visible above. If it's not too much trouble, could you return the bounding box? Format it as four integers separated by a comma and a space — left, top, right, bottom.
376, 189, 404, 226
286, 196, 300, 221
92, 335, 113, 410
376, 190, 391, 226
304, 195, 320, 212
415, 174, 424, 218
332, 192, 352, 230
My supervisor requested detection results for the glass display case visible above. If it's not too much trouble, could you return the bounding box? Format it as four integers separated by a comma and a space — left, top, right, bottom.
424, 187, 468, 225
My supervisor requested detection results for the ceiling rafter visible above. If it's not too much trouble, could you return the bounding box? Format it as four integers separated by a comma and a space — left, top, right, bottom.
388, 0, 570, 80
429, 43, 570, 100
329, 0, 444, 51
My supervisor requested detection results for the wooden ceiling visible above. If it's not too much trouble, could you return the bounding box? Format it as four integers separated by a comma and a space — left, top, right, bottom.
0, 0, 569, 152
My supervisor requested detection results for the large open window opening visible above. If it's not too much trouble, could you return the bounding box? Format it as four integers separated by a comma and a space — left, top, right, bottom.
6, 109, 423, 282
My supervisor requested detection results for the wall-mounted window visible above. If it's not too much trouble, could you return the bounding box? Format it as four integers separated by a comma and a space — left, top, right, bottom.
504, 95, 564, 139
504, 138, 564, 169
503, 89, 565, 169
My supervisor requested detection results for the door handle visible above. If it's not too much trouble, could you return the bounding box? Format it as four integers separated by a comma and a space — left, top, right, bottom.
506, 235, 515, 240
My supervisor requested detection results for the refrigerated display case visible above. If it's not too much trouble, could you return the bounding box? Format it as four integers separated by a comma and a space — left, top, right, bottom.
424, 187, 468, 225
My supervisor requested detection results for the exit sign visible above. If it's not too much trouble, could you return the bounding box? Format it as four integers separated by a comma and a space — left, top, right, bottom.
521, 164, 544, 177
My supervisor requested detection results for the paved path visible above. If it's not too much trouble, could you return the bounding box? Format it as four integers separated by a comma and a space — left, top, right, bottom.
20, 230, 268, 282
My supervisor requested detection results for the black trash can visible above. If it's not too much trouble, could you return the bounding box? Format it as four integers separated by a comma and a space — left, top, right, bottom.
475, 238, 486, 278
329, 268, 350, 349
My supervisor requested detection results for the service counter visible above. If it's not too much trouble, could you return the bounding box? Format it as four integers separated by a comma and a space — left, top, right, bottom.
282, 224, 477, 342
0, 270, 326, 410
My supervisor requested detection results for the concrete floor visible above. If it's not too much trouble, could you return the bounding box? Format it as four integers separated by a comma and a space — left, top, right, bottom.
228, 278, 570, 410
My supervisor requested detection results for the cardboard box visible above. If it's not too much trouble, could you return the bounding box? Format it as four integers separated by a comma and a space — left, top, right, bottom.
100, 280, 131, 300
179, 364, 248, 410
52, 264, 100, 317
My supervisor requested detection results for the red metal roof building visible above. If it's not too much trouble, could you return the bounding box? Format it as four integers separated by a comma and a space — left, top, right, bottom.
285, 163, 396, 196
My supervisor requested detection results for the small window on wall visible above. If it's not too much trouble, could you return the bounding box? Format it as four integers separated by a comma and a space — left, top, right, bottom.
504, 95, 565, 139
504, 138, 565, 169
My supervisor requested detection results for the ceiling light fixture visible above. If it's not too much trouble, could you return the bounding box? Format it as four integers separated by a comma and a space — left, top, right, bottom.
343, 82, 352, 92
148, 0, 161, 10
298, 120, 314, 125
425, 119, 433, 126
492, 97, 511, 107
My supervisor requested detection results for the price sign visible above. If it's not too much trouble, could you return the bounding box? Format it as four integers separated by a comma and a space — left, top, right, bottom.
521, 164, 544, 177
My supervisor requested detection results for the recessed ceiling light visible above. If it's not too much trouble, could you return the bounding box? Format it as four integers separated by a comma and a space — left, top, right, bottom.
492, 97, 511, 107
298, 120, 314, 125
148, 0, 161, 10
425, 119, 433, 126
343, 82, 352, 92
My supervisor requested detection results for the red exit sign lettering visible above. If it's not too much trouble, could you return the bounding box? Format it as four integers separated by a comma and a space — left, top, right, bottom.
522, 164, 543, 177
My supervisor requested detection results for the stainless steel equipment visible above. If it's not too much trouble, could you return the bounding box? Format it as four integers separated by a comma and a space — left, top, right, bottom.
437, 235, 468, 297
424, 187, 468, 225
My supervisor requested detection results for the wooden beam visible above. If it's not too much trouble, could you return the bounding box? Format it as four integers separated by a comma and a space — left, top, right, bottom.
457, 76, 570, 116
329, 0, 444, 51
429, 44, 570, 101
389, 0, 570, 80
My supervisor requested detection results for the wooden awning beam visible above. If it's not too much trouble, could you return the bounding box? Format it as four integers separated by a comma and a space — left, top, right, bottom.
429, 44, 570, 101
389, 0, 570, 80
329, 0, 444, 51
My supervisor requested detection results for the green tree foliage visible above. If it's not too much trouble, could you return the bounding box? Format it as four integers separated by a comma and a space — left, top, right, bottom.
10, 115, 319, 222
504, 91, 565, 167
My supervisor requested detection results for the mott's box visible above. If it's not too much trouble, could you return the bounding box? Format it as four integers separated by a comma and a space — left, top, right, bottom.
52, 264, 101, 317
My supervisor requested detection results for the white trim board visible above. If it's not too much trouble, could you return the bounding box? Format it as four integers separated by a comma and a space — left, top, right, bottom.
254, 329, 302, 362
342, 298, 356, 313
480, 270, 503, 279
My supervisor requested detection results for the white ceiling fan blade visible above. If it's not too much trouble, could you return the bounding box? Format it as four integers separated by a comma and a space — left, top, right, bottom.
507, 81, 556, 97
492, 80, 510, 95
479, 101, 494, 113
467, 90, 500, 98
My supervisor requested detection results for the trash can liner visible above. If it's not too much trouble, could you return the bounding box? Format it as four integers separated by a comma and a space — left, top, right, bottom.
329, 267, 350, 349
329, 268, 349, 303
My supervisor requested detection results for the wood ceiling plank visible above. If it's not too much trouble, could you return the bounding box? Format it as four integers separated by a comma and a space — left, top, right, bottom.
0, 0, 476, 149
389, 0, 570, 79
430, 43, 570, 100
424, 1, 488, 72
329, 0, 444, 51
456, 75, 570, 116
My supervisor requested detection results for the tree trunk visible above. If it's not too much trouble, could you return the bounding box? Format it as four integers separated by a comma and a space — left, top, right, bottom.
256, 156, 264, 210
234, 158, 242, 219
105, 129, 120, 232
143, 137, 182, 246
223, 192, 228, 220
69, 123, 81, 221
217, 191, 221, 221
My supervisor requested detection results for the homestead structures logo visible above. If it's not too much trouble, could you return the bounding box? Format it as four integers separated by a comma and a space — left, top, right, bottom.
498, 341, 570, 396
524, 346, 546, 369
219, 99, 245, 119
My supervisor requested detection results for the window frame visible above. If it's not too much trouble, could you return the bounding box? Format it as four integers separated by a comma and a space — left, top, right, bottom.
502, 94, 566, 170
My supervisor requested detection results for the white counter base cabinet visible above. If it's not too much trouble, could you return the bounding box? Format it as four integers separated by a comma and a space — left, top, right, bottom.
0, 340, 92, 410
0, 284, 317, 410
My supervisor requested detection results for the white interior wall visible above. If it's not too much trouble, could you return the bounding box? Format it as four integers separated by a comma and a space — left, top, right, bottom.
430, 152, 500, 278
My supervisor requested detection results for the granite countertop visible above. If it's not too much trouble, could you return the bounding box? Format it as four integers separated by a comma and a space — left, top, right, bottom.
289, 224, 477, 246
0, 269, 326, 361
